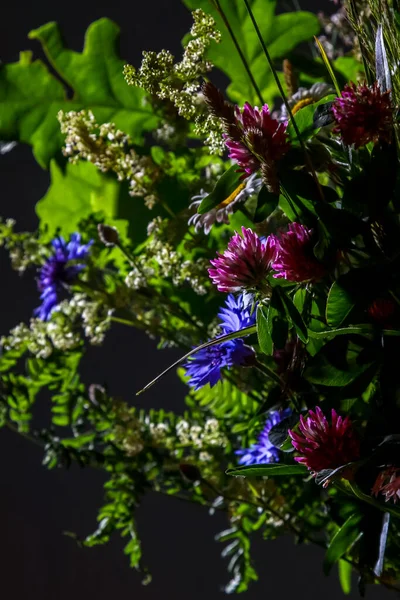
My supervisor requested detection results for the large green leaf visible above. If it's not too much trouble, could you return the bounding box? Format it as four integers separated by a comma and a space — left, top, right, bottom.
286, 95, 336, 142
326, 281, 356, 327
256, 305, 273, 355
182, 0, 319, 105
0, 19, 158, 167
338, 559, 352, 595
36, 160, 115, 233
36, 159, 155, 248
323, 513, 362, 575
305, 348, 374, 387
277, 288, 309, 343
226, 463, 307, 477
198, 164, 243, 214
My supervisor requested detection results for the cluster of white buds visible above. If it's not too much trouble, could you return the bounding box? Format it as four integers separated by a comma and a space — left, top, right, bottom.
2, 312, 81, 359
148, 421, 171, 445
0, 218, 47, 273
125, 231, 209, 296
72, 295, 113, 346
2, 294, 112, 358
175, 418, 228, 450
124, 10, 224, 155
2, 321, 54, 359
58, 110, 161, 205
111, 402, 144, 457
125, 264, 155, 290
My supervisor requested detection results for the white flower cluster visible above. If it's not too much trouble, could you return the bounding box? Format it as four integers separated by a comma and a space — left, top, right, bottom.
111, 402, 144, 457
2, 315, 80, 359
2, 294, 112, 358
0, 218, 47, 273
73, 295, 113, 346
58, 110, 160, 205
125, 230, 209, 296
124, 10, 224, 154
148, 421, 171, 444
175, 418, 228, 449
125, 264, 155, 290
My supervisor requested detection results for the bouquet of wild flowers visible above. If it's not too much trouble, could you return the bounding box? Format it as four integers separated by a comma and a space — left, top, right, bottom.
3, 0, 400, 594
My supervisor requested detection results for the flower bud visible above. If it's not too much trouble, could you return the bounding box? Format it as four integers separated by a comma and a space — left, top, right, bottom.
98, 224, 119, 247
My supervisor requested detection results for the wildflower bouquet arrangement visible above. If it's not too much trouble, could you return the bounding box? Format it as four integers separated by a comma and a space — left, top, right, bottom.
3, 0, 400, 594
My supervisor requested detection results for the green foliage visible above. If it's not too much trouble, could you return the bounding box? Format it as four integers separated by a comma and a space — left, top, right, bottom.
0, 19, 158, 167
197, 164, 243, 214
286, 95, 336, 142
182, 0, 320, 105
326, 281, 356, 328
216, 520, 259, 593
253, 186, 279, 223
226, 464, 308, 476
338, 559, 353, 595
323, 513, 362, 575
305, 347, 375, 387
3, 2, 400, 595
35, 159, 155, 246
256, 304, 272, 355
36, 160, 123, 235
184, 374, 258, 419
277, 288, 309, 344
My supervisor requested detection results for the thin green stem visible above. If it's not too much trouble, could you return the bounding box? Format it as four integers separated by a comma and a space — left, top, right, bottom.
110, 315, 137, 327
211, 0, 264, 105
253, 361, 284, 387
161, 201, 176, 219
116, 242, 136, 268
242, 0, 325, 203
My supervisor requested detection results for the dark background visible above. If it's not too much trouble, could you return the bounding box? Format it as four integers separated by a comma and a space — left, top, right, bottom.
0, 1, 390, 598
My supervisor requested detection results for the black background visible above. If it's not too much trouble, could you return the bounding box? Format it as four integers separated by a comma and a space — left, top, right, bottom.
0, 1, 390, 598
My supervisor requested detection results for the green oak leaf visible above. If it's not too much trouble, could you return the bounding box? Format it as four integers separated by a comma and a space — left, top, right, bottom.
35, 159, 156, 251
182, 0, 319, 105
36, 159, 121, 235
0, 19, 158, 168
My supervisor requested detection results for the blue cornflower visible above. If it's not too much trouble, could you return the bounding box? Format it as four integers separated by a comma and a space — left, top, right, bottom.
218, 292, 256, 334
184, 340, 254, 390
236, 408, 293, 465
184, 293, 256, 390
34, 233, 93, 321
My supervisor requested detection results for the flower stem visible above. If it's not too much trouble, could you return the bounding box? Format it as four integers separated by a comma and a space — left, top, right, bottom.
211, 0, 264, 105
253, 361, 284, 387
242, 0, 325, 203
110, 315, 137, 327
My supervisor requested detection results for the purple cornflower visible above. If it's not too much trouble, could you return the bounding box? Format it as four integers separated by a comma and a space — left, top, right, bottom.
271, 222, 325, 283
184, 341, 254, 390
332, 81, 393, 148
184, 293, 256, 390
34, 233, 93, 321
236, 408, 293, 465
209, 227, 277, 293
218, 292, 256, 334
